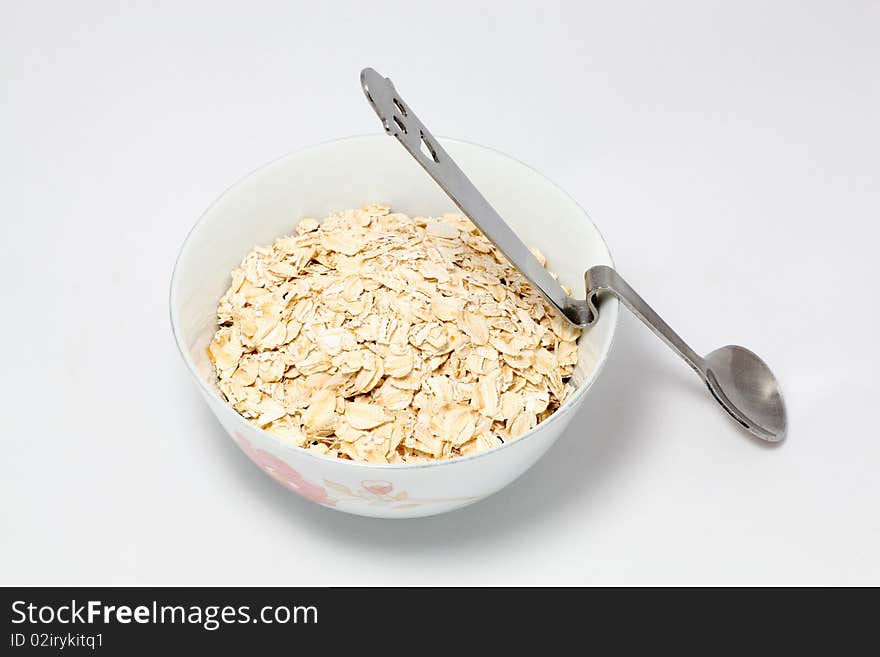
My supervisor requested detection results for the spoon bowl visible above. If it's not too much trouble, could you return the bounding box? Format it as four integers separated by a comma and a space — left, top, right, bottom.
704, 345, 787, 442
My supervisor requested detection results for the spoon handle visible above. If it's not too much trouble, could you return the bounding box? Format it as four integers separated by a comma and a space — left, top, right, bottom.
586, 265, 705, 376
360, 67, 590, 327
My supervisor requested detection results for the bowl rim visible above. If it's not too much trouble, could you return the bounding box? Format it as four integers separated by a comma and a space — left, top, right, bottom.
170, 133, 619, 470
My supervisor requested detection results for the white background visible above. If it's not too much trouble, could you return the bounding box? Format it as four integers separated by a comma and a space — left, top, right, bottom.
2, 1, 878, 585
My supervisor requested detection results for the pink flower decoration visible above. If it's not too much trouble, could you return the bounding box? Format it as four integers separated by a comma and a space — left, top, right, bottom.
233, 432, 335, 506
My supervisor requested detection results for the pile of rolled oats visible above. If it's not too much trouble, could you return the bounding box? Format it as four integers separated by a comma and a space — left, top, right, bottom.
209, 204, 581, 463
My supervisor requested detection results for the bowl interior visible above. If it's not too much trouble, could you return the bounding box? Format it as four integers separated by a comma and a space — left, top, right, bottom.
171, 135, 618, 456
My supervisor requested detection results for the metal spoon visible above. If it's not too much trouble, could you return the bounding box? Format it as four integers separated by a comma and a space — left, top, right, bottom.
360, 67, 787, 442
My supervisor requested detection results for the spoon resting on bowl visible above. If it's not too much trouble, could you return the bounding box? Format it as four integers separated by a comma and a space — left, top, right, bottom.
360, 67, 787, 443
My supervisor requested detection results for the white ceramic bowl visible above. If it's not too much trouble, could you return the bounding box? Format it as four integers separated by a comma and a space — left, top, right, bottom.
170, 135, 618, 518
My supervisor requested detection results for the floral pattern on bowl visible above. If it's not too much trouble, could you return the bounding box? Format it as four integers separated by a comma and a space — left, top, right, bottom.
323, 479, 477, 510
233, 432, 335, 506
233, 433, 476, 510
